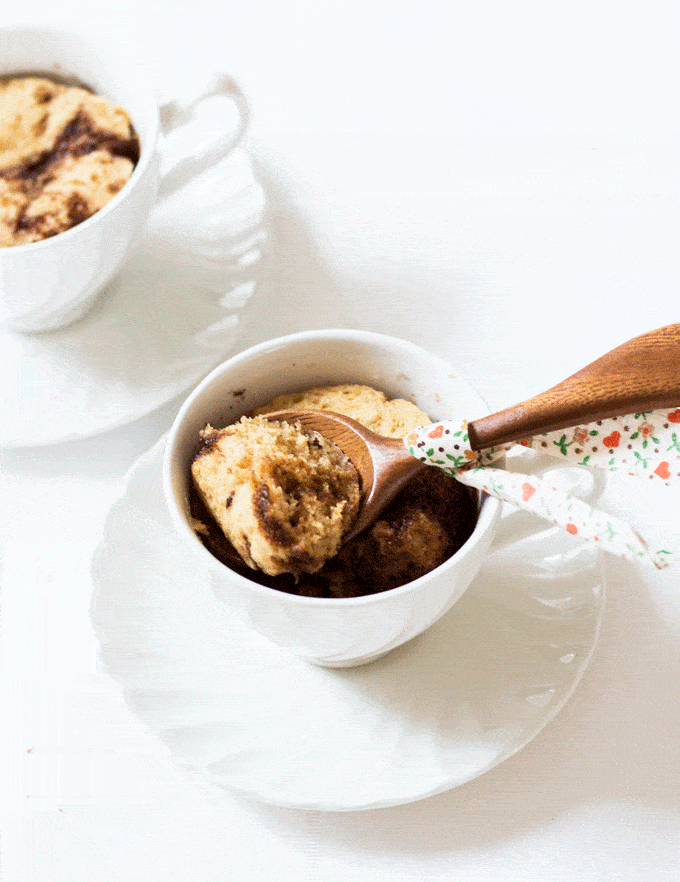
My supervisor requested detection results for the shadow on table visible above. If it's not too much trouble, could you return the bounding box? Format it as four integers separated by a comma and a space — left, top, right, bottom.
238, 150, 459, 356
240, 552, 680, 852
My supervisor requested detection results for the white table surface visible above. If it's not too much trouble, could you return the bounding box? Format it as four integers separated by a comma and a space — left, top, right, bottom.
3, 3, 680, 879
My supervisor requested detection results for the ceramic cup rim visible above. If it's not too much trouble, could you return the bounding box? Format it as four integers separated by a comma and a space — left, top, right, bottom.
162, 329, 501, 608
0, 24, 160, 253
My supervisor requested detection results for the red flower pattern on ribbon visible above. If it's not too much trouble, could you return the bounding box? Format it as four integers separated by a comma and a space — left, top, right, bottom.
404, 405, 679, 569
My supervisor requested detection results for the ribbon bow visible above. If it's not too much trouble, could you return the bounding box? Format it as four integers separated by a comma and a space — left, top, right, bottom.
405, 406, 680, 569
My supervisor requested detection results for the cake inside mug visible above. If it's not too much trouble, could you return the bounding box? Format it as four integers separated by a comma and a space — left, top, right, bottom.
0, 75, 140, 247
190, 384, 479, 598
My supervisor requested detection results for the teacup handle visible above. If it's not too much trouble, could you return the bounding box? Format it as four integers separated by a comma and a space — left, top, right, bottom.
156, 73, 249, 198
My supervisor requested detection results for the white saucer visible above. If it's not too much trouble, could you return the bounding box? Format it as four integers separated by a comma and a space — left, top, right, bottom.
1, 147, 266, 447
90, 439, 605, 811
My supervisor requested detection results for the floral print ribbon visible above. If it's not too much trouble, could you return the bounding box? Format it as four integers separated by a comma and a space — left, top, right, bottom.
404, 406, 680, 569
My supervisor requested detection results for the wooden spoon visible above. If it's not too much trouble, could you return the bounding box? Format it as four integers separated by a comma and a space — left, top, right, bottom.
265, 323, 680, 541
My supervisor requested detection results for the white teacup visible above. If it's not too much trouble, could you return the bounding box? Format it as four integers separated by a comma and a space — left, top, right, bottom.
163, 330, 501, 668
0, 26, 248, 333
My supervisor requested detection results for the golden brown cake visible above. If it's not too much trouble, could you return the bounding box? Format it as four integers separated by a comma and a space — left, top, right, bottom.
191, 416, 360, 577
253, 384, 431, 438
0, 76, 139, 246
191, 385, 478, 597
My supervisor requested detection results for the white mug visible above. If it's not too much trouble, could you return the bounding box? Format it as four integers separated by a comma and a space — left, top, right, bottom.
0, 26, 248, 333
163, 330, 502, 668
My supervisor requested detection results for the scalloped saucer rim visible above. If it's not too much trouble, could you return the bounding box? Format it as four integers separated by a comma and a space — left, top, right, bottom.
90, 440, 606, 811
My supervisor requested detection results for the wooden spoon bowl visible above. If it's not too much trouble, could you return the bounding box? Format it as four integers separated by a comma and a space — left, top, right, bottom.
263, 408, 428, 541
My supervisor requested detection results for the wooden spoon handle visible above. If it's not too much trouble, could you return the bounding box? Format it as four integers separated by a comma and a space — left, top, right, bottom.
467, 323, 680, 450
